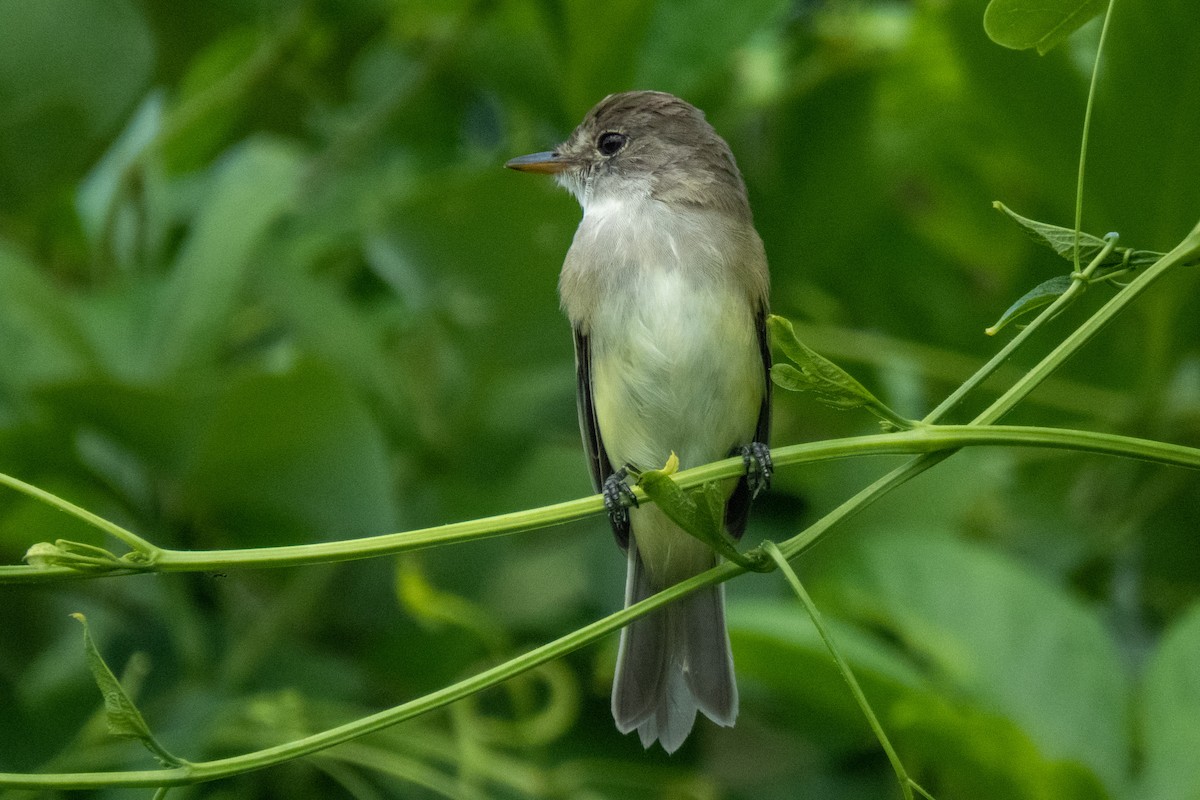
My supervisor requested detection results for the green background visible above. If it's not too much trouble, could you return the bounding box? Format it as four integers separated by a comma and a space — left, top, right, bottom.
2, 0, 1199, 798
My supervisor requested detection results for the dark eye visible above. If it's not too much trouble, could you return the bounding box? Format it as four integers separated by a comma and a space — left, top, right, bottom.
596, 131, 627, 156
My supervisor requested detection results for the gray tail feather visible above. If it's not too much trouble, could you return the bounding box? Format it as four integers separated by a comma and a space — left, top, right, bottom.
611, 546, 738, 753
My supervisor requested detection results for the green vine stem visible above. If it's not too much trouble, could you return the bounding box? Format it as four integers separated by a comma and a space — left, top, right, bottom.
763, 542, 936, 800
5, 256, 1200, 791
4, 1, 1197, 792
3, 423, 1199, 584
1073, 0, 1116, 272
775, 217, 1200, 612
13, 403, 1191, 788
0, 548, 746, 789
975, 220, 1200, 425
923, 233, 1118, 424
0, 472, 156, 554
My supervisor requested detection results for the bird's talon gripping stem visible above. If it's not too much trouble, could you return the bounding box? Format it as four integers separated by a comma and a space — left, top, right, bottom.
739, 442, 773, 498
603, 467, 639, 528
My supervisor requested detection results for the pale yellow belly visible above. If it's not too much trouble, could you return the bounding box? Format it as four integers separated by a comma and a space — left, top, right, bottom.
588, 272, 762, 583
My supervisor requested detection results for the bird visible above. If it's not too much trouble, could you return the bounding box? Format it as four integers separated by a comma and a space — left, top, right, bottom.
506, 91, 771, 753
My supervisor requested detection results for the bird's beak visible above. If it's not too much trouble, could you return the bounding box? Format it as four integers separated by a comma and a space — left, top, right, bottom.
505, 150, 571, 174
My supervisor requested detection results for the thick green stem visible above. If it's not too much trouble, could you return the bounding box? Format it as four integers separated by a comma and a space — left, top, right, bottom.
4, 424, 1198, 583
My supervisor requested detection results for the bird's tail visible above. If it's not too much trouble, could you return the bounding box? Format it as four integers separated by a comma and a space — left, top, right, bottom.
610, 539, 738, 753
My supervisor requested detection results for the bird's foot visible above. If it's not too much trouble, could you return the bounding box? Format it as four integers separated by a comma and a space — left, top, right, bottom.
602, 467, 639, 529
739, 442, 773, 498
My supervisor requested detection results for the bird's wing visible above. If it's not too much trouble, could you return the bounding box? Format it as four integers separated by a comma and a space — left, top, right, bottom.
574, 327, 629, 549
724, 305, 772, 540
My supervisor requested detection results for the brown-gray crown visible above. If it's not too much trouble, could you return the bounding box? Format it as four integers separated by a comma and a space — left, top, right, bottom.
559, 91, 752, 218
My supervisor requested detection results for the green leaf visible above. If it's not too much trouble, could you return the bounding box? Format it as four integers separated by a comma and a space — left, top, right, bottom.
993, 201, 1163, 269
731, 589, 1110, 798
25, 540, 148, 573
635, 454, 765, 570
164, 27, 266, 172
634, 0, 791, 98
146, 137, 303, 377
70, 613, 183, 766
995, 201, 1110, 259
988, 203, 1189, 335
635, 453, 719, 543
728, 597, 930, 752
822, 534, 1129, 794
767, 315, 914, 430
894, 695, 1112, 799
181, 361, 397, 542
76, 91, 165, 253
986, 274, 1073, 335
767, 315, 878, 409
0, 0, 153, 200
983, 0, 1107, 55
1088, 0, 1200, 250
1141, 602, 1200, 800
0, 244, 99, 389
562, 0, 656, 114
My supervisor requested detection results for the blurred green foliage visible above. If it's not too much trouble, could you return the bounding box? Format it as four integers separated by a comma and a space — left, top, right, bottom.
2, 0, 1199, 798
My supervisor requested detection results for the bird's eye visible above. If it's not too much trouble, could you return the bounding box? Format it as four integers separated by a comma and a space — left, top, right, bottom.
596, 131, 628, 156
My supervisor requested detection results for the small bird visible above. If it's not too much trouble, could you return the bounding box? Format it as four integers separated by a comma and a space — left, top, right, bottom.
506, 91, 771, 753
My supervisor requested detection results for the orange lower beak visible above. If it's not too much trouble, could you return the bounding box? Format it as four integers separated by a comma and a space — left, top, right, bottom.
505, 151, 571, 174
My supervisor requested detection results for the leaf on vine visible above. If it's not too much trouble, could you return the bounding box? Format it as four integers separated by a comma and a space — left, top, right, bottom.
983, 0, 1107, 55
767, 315, 915, 430
986, 274, 1073, 336
23, 542, 66, 569
23, 539, 149, 574
637, 453, 722, 545
993, 202, 1162, 269
635, 454, 764, 570
71, 613, 184, 767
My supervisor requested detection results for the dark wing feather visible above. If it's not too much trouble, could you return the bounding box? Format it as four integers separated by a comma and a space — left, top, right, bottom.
724, 306, 772, 540
574, 327, 629, 548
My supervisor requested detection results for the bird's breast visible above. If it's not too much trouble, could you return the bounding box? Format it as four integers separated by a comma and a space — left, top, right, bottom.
562, 201, 763, 472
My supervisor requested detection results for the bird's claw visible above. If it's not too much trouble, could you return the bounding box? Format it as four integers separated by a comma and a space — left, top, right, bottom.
602, 468, 639, 529
739, 442, 773, 498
